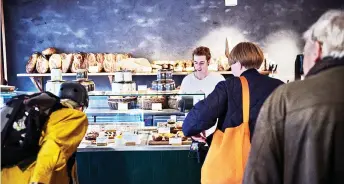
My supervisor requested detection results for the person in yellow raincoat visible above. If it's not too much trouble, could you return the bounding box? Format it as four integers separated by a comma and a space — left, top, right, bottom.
1, 82, 89, 184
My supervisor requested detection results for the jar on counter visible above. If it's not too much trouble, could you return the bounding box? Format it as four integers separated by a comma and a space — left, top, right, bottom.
151, 80, 158, 91
165, 80, 175, 91
76, 69, 88, 81
157, 69, 173, 80
157, 83, 166, 91
154, 80, 175, 91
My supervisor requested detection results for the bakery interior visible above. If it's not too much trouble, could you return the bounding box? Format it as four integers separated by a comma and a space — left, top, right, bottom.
1, 0, 343, 184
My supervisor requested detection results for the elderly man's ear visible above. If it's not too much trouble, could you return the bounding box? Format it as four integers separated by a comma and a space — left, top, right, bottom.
314, 41, 322, 62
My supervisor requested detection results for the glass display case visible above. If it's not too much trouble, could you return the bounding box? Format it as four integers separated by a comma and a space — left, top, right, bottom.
80, 90, 205, 151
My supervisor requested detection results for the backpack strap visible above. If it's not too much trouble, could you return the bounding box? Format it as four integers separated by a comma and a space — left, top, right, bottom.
239, 76, 250, 123
67, 152, 77, 184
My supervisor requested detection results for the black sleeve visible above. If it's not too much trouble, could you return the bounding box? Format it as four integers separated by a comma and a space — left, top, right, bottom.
182, 81, 228, 137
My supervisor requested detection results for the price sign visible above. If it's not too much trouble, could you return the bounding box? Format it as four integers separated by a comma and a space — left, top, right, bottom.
122, 133, 139, 143
170, 115, 177, 122
152, 103, 162, 111
169, 137, 182, 145
96, 137, 108, 146
158, 127, 170, 134
118, 102, 128, 111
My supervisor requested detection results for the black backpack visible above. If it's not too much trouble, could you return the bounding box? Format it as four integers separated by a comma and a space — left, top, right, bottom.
1, 92, 62, 170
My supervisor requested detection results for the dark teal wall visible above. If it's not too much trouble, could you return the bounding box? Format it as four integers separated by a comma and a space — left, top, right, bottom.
3, 0, 344, 91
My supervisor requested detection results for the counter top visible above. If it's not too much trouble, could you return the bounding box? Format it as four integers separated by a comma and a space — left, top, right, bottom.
77, 144, 190, 152
86, 108, 186, 116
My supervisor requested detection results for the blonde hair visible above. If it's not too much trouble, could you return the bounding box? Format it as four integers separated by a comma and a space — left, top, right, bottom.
60, 99, 80, 109
303, 9, 344, 58
228, 42, 264, 69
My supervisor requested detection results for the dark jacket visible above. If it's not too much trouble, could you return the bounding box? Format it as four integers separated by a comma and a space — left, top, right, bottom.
182, 69, 284, 138
243, 57, 344, 184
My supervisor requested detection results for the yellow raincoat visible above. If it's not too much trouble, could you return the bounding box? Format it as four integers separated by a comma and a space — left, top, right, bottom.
1, 108, 88, 184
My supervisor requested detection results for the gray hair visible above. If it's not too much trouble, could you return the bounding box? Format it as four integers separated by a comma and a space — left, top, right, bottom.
303, 9, 344, 58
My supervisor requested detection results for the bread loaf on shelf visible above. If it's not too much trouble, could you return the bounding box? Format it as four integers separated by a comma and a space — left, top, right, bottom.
61, 53, 73, 73
26, 53, 39, 73
36, 55, 49, 74
42, 47, 57, 56
48, 54, 63, 69
103, 53, 117, 72
71, 53, 86, 73
85, 53, 98, 72
95, 53, 105, 72
115, 53, 131, 62
117, 58, 152, 73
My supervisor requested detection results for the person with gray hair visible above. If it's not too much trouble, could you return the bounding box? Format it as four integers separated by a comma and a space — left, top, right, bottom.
243, 9, 344, 184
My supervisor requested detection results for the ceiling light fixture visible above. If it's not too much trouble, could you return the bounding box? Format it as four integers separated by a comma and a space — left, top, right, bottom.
225, 0, 237, 6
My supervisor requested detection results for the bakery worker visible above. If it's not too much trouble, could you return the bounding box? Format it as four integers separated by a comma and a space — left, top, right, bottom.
180, 46, 225, 97
180, 46, 225, 139
2, 82, 89, 184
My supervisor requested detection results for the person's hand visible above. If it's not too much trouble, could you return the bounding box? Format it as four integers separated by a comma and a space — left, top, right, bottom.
191, 131, 207, 143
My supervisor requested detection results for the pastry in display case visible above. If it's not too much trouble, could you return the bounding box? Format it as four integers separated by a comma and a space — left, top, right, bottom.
76, 90, 205, 149
148, 119, 190, 145
107, 96, 137, 110
167, 96, 179, 109
137, 96, 167, 110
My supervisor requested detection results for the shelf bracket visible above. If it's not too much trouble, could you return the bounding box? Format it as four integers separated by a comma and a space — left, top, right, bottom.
29, 76, 43, 91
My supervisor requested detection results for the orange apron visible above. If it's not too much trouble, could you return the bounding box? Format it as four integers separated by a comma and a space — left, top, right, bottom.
201, 76, 251, 184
